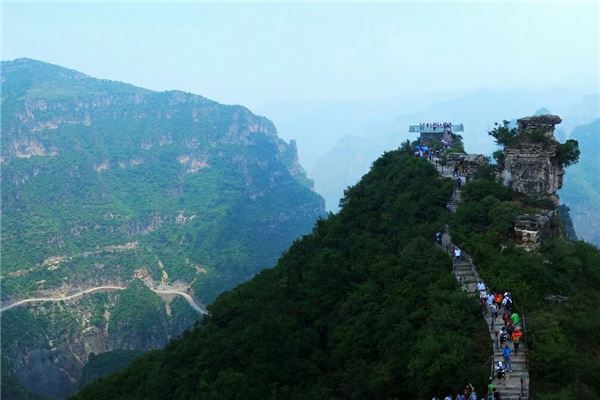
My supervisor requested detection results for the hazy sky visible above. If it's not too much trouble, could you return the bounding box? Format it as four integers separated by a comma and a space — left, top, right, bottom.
3, 1, 599, 111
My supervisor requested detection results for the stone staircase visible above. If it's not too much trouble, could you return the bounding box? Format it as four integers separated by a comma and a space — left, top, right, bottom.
432, 157, 530, 400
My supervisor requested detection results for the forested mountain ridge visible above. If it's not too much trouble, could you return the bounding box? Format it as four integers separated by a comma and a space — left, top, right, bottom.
73, 151, 492, 400
0, 58, 325, 399
74, 145, 600, 400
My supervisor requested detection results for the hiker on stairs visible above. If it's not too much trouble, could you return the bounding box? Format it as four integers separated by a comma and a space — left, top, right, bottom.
454, 247, 462, 261
490, 302, 498, 320
435, 230, 443, 245
487, 378, 495, 400
476, 280, 486, 293
512, 326, 523, 354
510, 312, 520, 326
502, 311, 510, 326
505, 320, 514, 340
498, 326, 509, 348
502, 343, 513, 372
495, 361, 507, 383
502, 293, 512, 313
492, 387, 501, 400
494, 291, 503, 309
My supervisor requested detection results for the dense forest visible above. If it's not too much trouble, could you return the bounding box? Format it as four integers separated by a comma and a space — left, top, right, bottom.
74, 151, 492, 400
451, 169, 600, 399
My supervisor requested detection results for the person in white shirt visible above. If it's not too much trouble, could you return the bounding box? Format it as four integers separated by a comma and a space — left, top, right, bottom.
454, 247, 462, 260
476, 281, 486, 292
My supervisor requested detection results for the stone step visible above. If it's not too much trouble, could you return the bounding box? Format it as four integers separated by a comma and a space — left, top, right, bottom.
456, 274, 478, 280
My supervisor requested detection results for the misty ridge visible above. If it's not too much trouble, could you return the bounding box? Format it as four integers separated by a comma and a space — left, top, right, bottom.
261, 89, 599, 224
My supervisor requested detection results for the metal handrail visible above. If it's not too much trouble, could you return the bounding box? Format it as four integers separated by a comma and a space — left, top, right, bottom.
521, 315, 530, 399
484, 353, 494, 385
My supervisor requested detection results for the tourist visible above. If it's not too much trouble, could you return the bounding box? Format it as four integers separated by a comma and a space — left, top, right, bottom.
498, 326, 508, 347
512, 326, 523, 354
502, 311, 510, 326
502, 343, 513, 372
487, 378, 495, 400
456, 176, 462, 190
487, 292, 495, 308
435, 231, 443, 245
502, 295, 512, 313
476, 280, 486, 293
490, 303, 498, 320
480, 292, 488, 314
454, 247, 462, 260
511, 312, 520, 325
465, 383, 475, 399
494, 292, 503, 308
495, 361, 506, 382
492, 387, 501, 400
506, 321, 515, 341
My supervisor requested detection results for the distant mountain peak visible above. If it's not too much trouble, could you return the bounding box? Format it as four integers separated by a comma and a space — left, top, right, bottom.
535, 107, 552, 115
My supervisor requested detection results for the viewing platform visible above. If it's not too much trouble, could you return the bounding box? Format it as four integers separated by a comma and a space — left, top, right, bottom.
409, 123, 464, 133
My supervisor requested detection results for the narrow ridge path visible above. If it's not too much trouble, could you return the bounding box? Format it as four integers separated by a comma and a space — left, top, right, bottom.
433, 158, 529, 400
0, 285, 208, 314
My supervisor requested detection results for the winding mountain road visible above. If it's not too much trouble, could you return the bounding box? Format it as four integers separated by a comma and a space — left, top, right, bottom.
0, 285, 208, 314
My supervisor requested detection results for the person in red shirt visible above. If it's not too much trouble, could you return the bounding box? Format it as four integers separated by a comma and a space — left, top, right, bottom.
512, 326, 523, 354
502, 311, 510, 326
495, 292, 503, 307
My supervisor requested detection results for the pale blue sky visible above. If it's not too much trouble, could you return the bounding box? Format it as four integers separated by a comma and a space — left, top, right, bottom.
2, 2, 599, 110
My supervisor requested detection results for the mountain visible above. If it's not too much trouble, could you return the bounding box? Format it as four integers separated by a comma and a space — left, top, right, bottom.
73, 151, 492, 399
312, 135, 396, 210
559, 119, 600, 246
74, 149, 600, 400
307, 89, 599, 210
0, 58, 325, 398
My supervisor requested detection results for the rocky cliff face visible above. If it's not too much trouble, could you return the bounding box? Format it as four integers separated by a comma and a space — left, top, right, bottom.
2, 288, 198, 399
495, 114, 577, 247
500, 115, 564, 208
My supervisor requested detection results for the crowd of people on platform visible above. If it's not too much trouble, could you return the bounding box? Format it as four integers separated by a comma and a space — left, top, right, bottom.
419, 122, 453, 131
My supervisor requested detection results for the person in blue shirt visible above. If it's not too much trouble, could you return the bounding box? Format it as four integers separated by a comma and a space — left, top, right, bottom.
502, 343, 513, 372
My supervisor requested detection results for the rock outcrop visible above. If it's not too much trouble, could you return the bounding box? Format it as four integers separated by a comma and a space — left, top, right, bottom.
496, 114, 571, 247
513, 211, 554, 247
445, 153, 488, 180
500, 115, 564, 208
